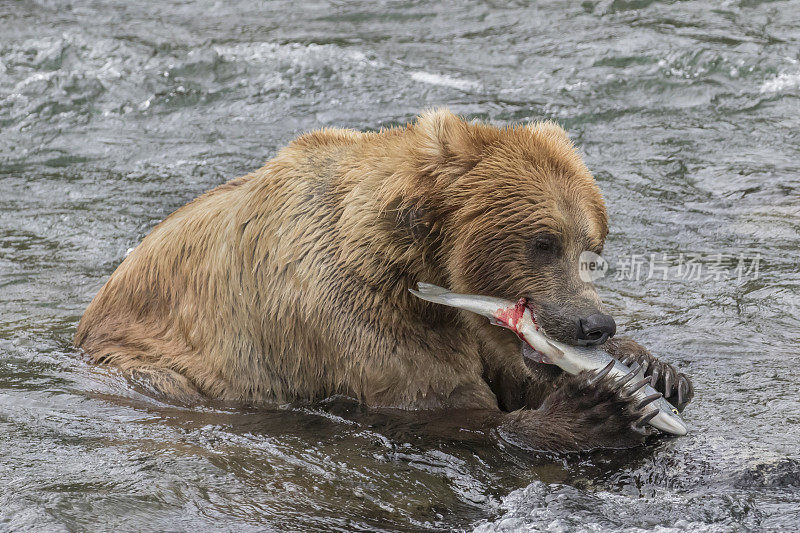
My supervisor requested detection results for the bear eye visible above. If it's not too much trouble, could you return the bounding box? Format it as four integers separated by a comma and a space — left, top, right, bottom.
530, 234, 559, 254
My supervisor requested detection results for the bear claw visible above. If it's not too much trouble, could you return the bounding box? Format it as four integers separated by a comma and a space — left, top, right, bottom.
636, 409, 659, 428
588, 359, 615, 385
616, 363, 640, 388
601, 337, 694, 413
626, 377, 653, 397
636, 393, 662, 410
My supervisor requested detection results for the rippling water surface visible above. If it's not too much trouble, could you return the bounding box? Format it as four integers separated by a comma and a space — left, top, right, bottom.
2, 1, 799, 531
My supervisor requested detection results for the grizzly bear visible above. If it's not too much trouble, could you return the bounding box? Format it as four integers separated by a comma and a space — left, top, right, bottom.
75, 110, 693, 451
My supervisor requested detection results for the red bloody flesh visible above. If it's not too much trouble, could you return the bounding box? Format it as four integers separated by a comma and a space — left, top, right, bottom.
492, 299, 528, 331
492, 298, 546, 362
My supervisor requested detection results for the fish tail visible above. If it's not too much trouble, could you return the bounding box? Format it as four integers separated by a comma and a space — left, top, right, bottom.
414, 282, 451, 296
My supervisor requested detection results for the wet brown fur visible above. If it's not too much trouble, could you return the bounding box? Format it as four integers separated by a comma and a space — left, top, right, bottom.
75, 110, 691, 451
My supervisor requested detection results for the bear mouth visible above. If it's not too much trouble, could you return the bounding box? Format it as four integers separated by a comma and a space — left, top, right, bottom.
518, 300, 549, 364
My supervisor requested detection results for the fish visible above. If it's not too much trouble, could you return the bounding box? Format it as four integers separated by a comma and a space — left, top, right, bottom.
409, 282, 688, 436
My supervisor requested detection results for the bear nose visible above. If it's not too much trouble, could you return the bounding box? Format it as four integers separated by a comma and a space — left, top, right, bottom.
575, 313, 616, 346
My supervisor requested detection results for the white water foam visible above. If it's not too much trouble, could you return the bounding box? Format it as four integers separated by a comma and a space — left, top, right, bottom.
473, 482, 733, 533
410, 70, 480, 91
759, 71, 800, 94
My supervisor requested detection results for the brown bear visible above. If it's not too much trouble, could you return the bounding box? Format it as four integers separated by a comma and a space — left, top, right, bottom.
75, 109, 693, 451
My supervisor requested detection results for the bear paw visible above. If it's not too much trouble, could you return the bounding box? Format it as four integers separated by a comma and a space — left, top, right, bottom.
533, 364, 664, 450
602, 336, 694, 412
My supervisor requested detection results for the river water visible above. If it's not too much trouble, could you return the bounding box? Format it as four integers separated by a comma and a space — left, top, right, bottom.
1, 0, 799, 531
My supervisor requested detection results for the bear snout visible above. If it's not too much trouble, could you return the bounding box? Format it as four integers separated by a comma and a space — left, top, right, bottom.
531, 301, 616, 347
574, 312, 617, 346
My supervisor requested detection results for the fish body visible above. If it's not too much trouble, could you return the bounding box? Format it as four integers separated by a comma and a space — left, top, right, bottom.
410, 283, 688, 436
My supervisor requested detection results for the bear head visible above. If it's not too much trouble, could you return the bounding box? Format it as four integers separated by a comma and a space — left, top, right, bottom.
389, 109, 614, 347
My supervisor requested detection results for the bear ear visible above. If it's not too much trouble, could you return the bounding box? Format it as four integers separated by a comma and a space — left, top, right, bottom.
414, 109, 486, 176
526, 120, 573, 146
